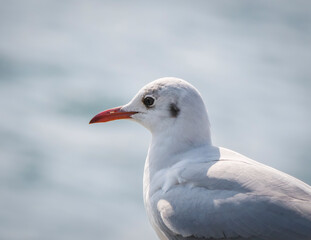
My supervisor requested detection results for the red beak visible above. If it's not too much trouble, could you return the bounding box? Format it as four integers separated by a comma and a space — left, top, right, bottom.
89, 106, 137, 124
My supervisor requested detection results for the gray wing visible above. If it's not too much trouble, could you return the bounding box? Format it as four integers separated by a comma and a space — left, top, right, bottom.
151, 149, 311, 240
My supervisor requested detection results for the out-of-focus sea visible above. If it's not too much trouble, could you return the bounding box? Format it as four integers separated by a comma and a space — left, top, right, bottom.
0, 1, 310, 239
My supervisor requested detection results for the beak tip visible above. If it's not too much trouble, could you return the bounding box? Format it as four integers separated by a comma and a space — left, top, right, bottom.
89, 117, 97, 124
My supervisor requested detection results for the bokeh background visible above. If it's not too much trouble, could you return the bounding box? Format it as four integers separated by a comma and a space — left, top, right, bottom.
0, 0, 310, 239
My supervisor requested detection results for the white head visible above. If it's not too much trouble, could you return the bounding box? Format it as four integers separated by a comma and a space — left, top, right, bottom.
90, 77, 212, 147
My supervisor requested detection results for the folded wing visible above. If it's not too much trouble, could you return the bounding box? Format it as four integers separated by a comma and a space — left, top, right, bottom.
152, 148, 311, 240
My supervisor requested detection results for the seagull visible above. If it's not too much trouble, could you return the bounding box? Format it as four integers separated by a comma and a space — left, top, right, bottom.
90, 77, 311, 240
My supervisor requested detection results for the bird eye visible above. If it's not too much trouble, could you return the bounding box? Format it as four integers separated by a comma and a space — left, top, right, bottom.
143, 96, 155, 108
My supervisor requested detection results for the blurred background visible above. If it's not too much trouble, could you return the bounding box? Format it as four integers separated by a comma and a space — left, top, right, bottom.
0, 0, 310, 239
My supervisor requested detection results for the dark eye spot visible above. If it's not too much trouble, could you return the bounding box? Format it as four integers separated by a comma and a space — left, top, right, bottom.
170, 103, 180, 117
143, 96, 155, 108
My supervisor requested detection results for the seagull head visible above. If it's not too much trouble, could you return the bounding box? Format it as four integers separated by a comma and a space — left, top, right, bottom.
90, 77, 212, 145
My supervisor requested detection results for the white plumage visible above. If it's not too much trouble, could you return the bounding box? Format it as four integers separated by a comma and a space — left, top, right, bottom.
90, 77, 311, 240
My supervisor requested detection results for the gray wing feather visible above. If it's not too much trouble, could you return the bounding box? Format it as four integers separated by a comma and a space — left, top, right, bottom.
152, 150, 311, 240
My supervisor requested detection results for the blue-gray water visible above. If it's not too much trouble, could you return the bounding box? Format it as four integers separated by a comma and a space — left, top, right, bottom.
0, 1, 310, 239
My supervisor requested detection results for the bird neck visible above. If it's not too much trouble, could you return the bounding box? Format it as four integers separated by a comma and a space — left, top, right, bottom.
146, 121, 212, 178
